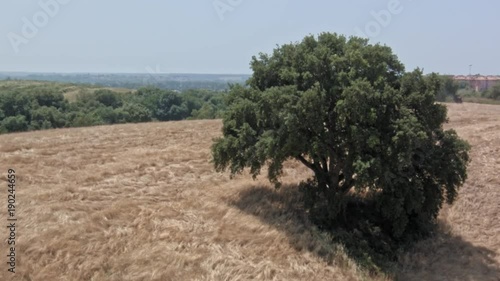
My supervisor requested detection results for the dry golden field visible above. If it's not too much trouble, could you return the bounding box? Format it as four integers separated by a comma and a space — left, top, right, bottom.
0, 103, 499, 281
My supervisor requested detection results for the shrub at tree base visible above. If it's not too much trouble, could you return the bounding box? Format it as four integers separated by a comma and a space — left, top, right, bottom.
211, 33, 470, 240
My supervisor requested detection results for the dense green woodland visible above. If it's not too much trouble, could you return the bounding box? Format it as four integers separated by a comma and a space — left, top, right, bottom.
0, 82, 227, 134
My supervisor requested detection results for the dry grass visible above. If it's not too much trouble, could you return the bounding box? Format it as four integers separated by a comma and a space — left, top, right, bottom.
0, 103, 499, 280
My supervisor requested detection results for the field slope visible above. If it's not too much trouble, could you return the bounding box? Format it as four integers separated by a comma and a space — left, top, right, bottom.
0, 103, 499, 280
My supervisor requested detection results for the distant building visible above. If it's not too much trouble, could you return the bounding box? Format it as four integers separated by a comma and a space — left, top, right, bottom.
453, 75, 500, 92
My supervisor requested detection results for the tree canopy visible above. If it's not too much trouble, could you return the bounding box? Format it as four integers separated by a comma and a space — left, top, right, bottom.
212, 33, 470, 238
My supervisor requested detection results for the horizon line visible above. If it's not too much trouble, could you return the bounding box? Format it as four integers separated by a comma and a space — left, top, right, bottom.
0, 70, 253, 76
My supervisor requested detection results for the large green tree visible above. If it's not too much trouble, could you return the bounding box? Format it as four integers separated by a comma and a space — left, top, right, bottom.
212, 33, 470, 237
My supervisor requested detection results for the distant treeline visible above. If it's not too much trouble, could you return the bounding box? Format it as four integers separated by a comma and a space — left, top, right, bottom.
0, 86, 226, 134
1, 73, 250, 91
436, 75, 500, 102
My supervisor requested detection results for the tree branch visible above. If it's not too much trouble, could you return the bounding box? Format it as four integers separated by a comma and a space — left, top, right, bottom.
296, 155, 316, 172
340, 177, 355, 194
321, 156, 329, 174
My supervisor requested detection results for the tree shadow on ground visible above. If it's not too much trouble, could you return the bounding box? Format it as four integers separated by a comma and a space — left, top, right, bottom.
229, 184, 500, 280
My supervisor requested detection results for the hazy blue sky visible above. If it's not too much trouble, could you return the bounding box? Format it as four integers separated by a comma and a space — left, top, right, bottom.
0, 0, 498, 74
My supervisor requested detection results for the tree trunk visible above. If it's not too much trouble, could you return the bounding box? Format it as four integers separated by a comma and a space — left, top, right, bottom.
315, 170, 352, 221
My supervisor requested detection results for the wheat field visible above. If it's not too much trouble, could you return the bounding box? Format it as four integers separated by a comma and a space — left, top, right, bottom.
0, 103, 499, 281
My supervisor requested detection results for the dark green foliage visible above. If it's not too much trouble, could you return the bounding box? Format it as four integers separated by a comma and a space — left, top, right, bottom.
0, 91, 33, 118
212, 33, 470, 239
0, 81, 226, 134
74, 91, 104, 111
121, 103, 152, 123
92, 106, 127, 124
30, 106, 66, 130
1, 115, 29, 132
32, 89, 67, 109
191, 104, 217, 119
135, 87, 165, 112
134, 87, 191, 121
487, 84, 500, 100
94, 89, 123, 108
154, 91, 189, 121
436, 76, 459, 102
69, 112, 104, 127
185, 89, 227, 119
